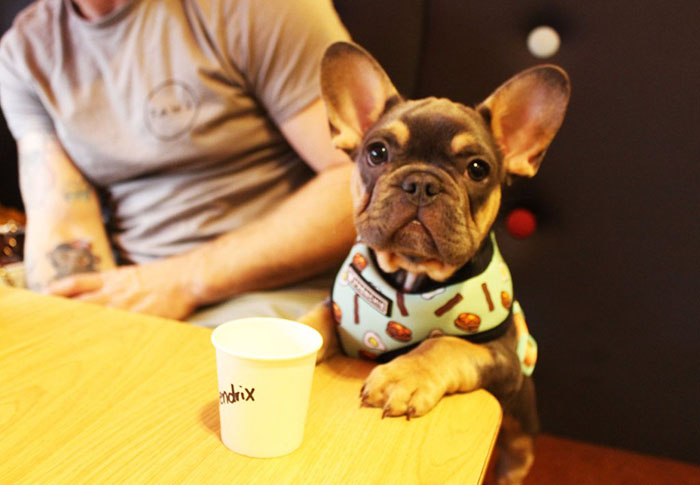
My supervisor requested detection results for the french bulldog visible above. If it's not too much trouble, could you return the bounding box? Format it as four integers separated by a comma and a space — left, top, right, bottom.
301, 41, 570, 484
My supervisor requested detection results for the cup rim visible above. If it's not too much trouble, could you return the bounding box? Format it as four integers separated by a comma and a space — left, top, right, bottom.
211, 317, 323, 362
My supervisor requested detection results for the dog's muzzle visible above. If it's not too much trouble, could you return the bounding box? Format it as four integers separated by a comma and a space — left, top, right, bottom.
400, 171, 443, 206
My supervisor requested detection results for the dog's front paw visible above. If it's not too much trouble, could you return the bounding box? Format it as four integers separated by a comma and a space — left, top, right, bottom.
298, 300, 339, 363
361, 354, 446, 419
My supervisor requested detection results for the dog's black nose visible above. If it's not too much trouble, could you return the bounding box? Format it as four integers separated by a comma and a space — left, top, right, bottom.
401, 172, 442, 205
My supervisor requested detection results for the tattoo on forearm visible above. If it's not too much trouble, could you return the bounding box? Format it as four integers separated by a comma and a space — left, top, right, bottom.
63, 180, 92, 201
48, 240, 100, 280
20, 139, 93, 208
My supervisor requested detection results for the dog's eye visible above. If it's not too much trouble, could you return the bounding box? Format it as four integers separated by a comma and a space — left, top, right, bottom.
467, 159, 490, 181
366, 142, 389, 165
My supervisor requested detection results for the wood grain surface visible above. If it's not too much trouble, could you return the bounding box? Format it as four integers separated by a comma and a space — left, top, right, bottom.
0, 287, 501, 484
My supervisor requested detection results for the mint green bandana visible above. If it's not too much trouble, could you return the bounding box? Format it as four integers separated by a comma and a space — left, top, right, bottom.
331, 233, 530, 367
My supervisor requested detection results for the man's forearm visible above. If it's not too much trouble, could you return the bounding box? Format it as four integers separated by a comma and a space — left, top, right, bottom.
182, 162, 356, 306
19, 133, 116, 290
42, 99, 356, 322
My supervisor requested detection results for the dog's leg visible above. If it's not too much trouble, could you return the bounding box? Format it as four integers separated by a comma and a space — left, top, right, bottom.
495, 420, 535, 485
298, 299, 340, 363
495, 377, 538, 485
361, 336, 496, 418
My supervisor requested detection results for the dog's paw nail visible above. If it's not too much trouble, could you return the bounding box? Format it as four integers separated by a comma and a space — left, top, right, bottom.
359, 384, 366, 398
407, 406, 416, 420
382, 408, 390, 419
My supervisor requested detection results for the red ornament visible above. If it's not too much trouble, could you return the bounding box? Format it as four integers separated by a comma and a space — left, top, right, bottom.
506, 208, 537, 239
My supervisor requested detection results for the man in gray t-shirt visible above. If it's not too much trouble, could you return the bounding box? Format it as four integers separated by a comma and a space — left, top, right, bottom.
0, 0, 355, 322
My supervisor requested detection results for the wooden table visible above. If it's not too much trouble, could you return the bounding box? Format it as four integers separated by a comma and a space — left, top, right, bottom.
0, 287, 501, 484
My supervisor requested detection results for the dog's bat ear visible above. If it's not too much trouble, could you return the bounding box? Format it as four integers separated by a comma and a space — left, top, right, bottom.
478, 65, 570, 177
321, 42, 400, 153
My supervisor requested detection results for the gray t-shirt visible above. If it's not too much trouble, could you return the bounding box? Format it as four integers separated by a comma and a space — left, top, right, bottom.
0, 0, 349, 263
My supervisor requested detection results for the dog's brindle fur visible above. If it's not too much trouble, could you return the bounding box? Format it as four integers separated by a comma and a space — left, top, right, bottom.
301, 42, 569, 485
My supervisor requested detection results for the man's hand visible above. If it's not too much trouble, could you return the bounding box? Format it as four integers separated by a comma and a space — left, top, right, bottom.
46, 257, 197, 321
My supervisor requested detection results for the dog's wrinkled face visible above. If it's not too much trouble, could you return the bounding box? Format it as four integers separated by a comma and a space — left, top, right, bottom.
352, 98, 505, 280
322, 42, 570, 281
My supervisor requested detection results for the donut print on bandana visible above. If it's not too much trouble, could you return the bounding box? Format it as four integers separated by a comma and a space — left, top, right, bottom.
454, 313, 481, 332
352, 253, 368, 271
386, 321, 412, 342
501, 291, 512, 310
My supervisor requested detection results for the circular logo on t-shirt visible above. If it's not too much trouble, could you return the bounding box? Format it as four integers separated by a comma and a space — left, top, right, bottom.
145, 80, 199, 140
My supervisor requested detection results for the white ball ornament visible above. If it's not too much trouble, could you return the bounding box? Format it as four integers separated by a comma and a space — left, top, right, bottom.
527, 25, 561, 59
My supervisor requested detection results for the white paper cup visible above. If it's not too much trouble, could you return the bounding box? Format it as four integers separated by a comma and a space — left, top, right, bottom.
211, 317, 323, 458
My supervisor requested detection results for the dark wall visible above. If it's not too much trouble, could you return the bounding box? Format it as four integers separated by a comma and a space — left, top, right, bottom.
337, 0, 700, 464
1, 0, 698, 464
0, 0, 26, 210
